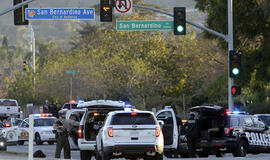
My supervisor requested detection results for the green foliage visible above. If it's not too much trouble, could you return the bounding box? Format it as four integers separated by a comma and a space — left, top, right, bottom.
194, 0, 270, 109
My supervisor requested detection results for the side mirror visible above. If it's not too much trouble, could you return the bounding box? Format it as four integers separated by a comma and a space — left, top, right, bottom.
158, 120, 164, 128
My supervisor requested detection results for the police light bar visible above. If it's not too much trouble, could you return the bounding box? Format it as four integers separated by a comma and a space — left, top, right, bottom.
70, 99, 76, 104
34, 114, 52, 118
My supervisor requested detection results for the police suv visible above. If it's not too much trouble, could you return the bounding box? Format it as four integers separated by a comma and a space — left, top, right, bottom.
1, 114, 56, 145
179, 105, 270, 157
76, 100, 125, 160
96, 110, 164, 160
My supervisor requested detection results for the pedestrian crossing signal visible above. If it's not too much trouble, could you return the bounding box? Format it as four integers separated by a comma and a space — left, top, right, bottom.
232, 86, 241, 96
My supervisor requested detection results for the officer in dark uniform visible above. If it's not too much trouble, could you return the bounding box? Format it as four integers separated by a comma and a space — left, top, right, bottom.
53, 109, 80, 159
183, 112, 199, 158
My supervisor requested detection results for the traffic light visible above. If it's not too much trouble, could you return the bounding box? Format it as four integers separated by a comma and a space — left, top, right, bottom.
229, 50, 242, 78
100, 0, 112, 22
13, 0, 29, 25
231, 86, 241, 96
173, 7, 186, 35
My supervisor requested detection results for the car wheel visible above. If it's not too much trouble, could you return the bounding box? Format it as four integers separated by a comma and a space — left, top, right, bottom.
48, 141, 54, 145
101, 141, 109, 160
18, 141, 24, 145
80, 150, 93, 160
35, 133, 43, 145
216, 152, 225, 157
233, 139, 248, 157
197, 151, 208, 158
154, 153, 163, 160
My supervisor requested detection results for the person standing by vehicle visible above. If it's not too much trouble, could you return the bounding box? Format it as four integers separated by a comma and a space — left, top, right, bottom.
183, 112, 199, 158
53, 109, 80, 159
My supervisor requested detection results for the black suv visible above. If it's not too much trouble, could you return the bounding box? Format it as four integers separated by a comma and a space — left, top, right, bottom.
180, 105, 270, 157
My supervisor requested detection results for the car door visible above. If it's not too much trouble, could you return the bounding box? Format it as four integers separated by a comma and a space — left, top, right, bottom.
252, 117, 270, 153
18, 120, 29, 141
156, 108, 178, 149
66, 109, 85, 150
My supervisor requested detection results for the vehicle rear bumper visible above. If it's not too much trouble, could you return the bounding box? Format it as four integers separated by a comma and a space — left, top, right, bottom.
104, 144, 163, 156
40, 134, 55, 141
198, 138, 237, 152
78, 139, 95, 151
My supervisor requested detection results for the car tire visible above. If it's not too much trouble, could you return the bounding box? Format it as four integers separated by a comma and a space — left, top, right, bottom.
216, 152, 225, 157
35, 133, 43, 145
154, 153, 163, 160
197, 151, 208, 158
101, 141, 109, 160
164, 150, 173, 158
233, 139, 248, 157
18, 141, 24, 145
48, 141, 54, 145
80, 150, 92, 160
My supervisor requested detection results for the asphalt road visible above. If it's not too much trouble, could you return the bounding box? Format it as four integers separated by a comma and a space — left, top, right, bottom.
2, 143, 270, 160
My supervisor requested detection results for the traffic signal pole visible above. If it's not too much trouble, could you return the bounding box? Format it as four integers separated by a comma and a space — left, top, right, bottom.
134, 0, 235, 111
228, 0, 234, 111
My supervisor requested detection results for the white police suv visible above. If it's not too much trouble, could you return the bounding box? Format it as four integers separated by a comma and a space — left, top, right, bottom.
96, 110, 164, 160
1, 114, 56, 145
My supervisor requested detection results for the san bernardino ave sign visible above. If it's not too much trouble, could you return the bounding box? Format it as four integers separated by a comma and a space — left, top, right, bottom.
116, 20, 173, 31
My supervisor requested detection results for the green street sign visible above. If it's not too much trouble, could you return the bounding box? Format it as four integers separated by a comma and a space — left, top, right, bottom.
66, 70, 76, 74
116, 20, 173, 31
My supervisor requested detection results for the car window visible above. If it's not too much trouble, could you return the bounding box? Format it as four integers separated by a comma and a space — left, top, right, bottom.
243, 117, 254, 127
111, 113, 156, 125
0, 100, 17, 106
63, 103, 77, 109
253, 117, 265, 128
34, 118, 56, 127
226, 117, 240, 127
20, 121, 29, 128
157, 111, 172, 119
257, 116, 270, 126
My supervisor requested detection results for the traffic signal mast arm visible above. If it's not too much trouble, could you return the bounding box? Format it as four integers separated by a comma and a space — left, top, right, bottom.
0, 0, 35, 17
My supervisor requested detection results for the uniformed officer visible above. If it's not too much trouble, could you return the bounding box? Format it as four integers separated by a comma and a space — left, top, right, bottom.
54, 109, 80, 159
183, 112, 199, 158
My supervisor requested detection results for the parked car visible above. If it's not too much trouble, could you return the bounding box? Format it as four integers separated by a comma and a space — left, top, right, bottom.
177, 105, 270, 157
96, 110, 164, 160
1, 114, 56, 145
77, 100, 125, 160
0, 99, 22, 120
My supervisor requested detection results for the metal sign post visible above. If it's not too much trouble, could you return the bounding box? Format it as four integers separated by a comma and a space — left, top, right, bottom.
28, 114, 34, 160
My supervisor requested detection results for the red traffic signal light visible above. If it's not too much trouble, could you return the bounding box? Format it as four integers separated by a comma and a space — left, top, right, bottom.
229, 50, 242, 78
173, 7, 186, 35
231, 86, 241, 96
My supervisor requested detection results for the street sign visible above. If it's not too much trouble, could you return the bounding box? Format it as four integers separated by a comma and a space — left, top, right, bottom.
25, 8, 95, 20
66, 70, 76, 74
116, 20, 173, 31
114, 0, 132, 15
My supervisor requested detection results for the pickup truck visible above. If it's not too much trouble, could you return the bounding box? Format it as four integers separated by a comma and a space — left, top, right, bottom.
0, 99, 21, 120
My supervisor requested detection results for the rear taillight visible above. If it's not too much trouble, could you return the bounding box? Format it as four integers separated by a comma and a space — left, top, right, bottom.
224, 127, 233, 135
156, 126, 161, 137
78, 125, 84, 139
4, 123, 11, 127
18, 107, 21, 112
108, 127, 113, 137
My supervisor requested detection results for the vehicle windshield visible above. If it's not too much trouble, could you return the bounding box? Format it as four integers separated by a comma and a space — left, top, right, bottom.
257, 116, 270, 126
34, 118, 56, 127
111, 113, 156, 125
62, 103, 77, 109
0, 100, 17, 106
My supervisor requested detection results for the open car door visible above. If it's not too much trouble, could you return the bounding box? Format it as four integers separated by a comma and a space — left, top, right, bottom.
65, 109, 85, 150
156, 106, 178, 150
